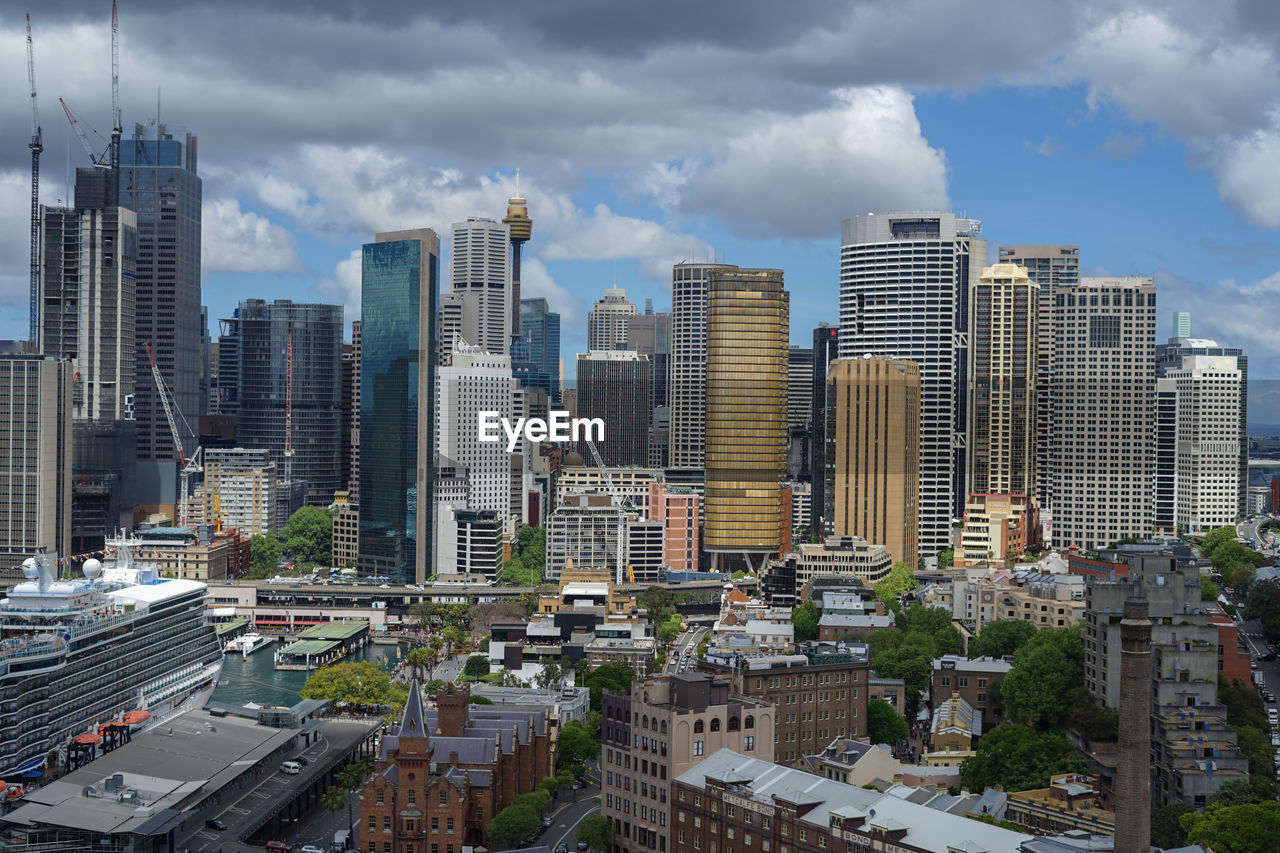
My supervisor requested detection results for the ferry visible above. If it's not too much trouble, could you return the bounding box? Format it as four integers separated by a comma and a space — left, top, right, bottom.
0, 537, 223, 779
225, 632, 275, 657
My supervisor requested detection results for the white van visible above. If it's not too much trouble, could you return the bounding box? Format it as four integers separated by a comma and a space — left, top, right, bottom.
281, 760, 302, 775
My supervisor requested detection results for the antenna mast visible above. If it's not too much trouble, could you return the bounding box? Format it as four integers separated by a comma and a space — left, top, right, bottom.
284, 332, 294, 484
110, 0, 121, 175
26, 13, 42, 347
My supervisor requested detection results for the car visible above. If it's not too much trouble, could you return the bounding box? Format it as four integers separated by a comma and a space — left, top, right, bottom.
556, 844, 569, 853
301, 847, 325, 853
205, 819, 228, 831
266, 843, 290, 852
578, 842, 590, 851
542, 817, 554, 827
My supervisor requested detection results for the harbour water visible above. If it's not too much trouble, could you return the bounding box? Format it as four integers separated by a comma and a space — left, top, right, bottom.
212, 641, 405, 707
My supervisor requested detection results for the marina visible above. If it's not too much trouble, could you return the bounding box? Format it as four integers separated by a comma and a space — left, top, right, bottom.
273, 620, 371, 670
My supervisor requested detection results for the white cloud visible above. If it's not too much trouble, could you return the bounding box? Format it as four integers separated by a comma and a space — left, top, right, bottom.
316, 248, 363, 324
0, 171, 32, 317
201, 198, 300, 273
1027, 136, 1058, 157
520, 257, 584, 330
1209, 117, 1280, 229
669, 87, 950, 239
1155, 268, 1280, 375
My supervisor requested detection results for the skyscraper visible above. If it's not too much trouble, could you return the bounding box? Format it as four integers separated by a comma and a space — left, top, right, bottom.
359, 229, 439, 583
668, 262, 738, 472
0, 355, 72, 567
503, 192, 532, 347
811, 324, 840, 535
997, 245, 1079, 512
786, 346, 815, 432
587, 287, 637, 351
120, 123, 202, 494
828, 357, 920, 567
231, 299, 344, 505
576, 351, 650, 467
704, 268, 788, 572
967, 262, 1037, 497
348, 320, 361, 498
449, 218, 511, 355
1171, 311, 1191, 339
517, 297, 561, 403
840, 213, 986, 558
437, 342, 515, 517
1164, 355, 1243, 535
1052, 277, 1156, 550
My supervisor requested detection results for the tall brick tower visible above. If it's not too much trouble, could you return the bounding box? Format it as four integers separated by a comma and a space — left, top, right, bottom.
1116, 598, 1151, 851
436, 682, 471, 738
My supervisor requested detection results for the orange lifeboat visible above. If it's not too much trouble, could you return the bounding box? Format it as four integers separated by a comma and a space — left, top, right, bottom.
5, 786, 23, 800
70, 733, 103, 745
122, 710, 151, 725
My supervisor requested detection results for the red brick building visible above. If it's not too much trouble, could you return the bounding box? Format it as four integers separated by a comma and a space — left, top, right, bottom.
359, 681, 555, 853
1207, 609, 1252, 686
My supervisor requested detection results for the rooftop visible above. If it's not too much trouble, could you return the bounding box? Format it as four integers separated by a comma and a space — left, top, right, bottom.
297, 621, 369, 640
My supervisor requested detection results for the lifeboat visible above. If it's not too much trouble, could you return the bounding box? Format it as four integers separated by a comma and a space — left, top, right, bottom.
5, 786, 23, 800
70, 733, 102, 745
122, 710, 151, 726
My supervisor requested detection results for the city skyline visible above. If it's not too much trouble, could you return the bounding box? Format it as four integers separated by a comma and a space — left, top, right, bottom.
1, 4, 1280, 379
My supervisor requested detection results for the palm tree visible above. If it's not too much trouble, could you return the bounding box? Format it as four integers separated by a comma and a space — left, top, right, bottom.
406, 648, 432, 682
441, 625, 462, 658
427, 636, 445, 678
320, 785, 346, 821
338, 764, 363, 839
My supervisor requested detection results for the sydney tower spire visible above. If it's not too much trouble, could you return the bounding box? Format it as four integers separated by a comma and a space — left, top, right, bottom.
503, 172, 532, 347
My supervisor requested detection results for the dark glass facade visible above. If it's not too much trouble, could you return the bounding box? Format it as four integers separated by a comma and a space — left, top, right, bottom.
576, 353, 649, 466
230, 300, 344, 505
359, 231, 439, 582
519, 298, 560, 403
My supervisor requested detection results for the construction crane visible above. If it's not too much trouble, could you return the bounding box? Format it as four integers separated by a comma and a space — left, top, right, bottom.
144, 343, 201, 525
283, 332, 294, 485
26, 13, 42, 346
109, 0, 121, 178
60, 98, 107, 166
585, 437, 630, 584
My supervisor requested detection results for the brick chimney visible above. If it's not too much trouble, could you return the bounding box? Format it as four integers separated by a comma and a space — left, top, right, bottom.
436, 682, 471, 738
1116, 598, 1151, 852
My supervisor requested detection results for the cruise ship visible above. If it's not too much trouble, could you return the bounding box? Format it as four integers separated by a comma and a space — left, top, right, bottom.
0, 538, 223, 779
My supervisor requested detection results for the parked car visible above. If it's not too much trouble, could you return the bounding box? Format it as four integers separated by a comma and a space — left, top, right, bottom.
578, 842, 590, 851
556, 843, 569, 853
542, 817, 554, 827
301, 846, 325, 853
205, 819, 228, 831
266, 843, 290, 852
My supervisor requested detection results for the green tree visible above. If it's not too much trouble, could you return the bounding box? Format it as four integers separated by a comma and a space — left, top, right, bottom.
487, 803, 541, 849
300, 660, 393, 709
576, 815, 612, 852
1201, 575, 1222, 602
1245, 579, 1280, 644
1180, 801, 1280, 852
968, 620, 1037, 660
583, 664, 634, 712
558, 718, 600, 767
469, 695, 494, 705
320, 785, 346, 823
871, 631, 936, 699
873, 561, 918, 607
406, 648, 433, 681
792, 601, 820, 642
281, 505, 333, 564
425, 678, 445, 695
657, 612, 684, 643
587, 709, 603, 733
1151, 802, 1193, 851
500, 556, 533, 587
959, 724, 1092, 792
534, 660, 564, 689
637, 586, 676, 624
866, 698, 909, 745
1209, 778, 1273, 807
999, 626, 1084, 728
517, 525, 546, 581
463, 654, 492, 678
248, 533, 282, 577
937, 548, 954, 569
1065, 687, 1118, 742
1201, 525, 1237, 560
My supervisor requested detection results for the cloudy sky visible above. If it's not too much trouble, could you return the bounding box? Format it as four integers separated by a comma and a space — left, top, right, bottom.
2, 0, 1279, 381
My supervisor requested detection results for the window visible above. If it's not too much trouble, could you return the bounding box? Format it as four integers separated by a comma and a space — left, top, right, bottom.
711, 718, 721, 732
376, 790, 384, 804
745, 715, 754, 729
440, 789, 448, 805
408, 790, 415, 804
447, 818, 454, 833
695, 720, 705, 733
432, 818, 439, 831
694, 740, 704, 756
728, 717, 740, 732
744, 736, 755, 751
369, 817, 376, 831
384, 817, 392, 831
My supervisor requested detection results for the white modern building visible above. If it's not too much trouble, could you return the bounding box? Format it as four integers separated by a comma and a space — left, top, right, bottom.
436, 342, 516, 516
1168, 355, 1243, 535
668, 263, 738, 471
839, 213, 987, 558
1051, 276, 1156, 550
449, 218, 511, 355
586, 286, 637, 352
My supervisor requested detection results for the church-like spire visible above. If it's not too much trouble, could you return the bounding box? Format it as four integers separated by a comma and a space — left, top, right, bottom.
399, 679, 427, 738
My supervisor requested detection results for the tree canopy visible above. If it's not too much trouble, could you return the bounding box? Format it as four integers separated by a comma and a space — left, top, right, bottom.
583, 664, 634, 712
867, 698, 909, 745
281, 505, 332, 564
247, 533, 282, 578
577, 815, 612, 851
873, 561, 918, 608
500, 556, 534, 587
463, 655, 492, 679
998, 626, 1084, 728
959, 724, 1092, 793
968, 620, 1036, 660
487, 802, 541, 849
558, 718, 600, 767
791, 601, 820, 642
657, 612, 684, 643
1244, 579, 1280, 644
1180, 801, 1280, 853
300, 660, 393, 708
1150, 803, 1193, 850
637, 586, 676, 624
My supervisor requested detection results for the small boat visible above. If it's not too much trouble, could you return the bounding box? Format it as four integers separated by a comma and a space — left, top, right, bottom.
226, 633, 275, 657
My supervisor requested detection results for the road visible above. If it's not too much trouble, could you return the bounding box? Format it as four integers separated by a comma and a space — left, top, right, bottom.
1237, 515, 1279, 554
663, 627, 709, 674
540, 794, 601, 852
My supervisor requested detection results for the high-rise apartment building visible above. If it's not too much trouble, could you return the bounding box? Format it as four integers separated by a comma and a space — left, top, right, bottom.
967, 263, 1037, 497
348, 320, 361, 497
828, 357, 920, 566
668, 263, 738, 472
0, 356, 72, 567
704, 268, 788, 572
229, 299, 344, 504
1166, 355, 1243, 534
840, 214, 986, 556
576, 351, 650, 467
811, 324, 840, 535
359, 228, 439, 583
449, 218, 511, 355
437, 342, 516, 517
121, 124, 203, 487
1155, 317, 1248, 518
997, 245, 1079, 512
647, 483, 700, 574
545, 493, 623, 581
588, 287, 638, 351
601, 673, 776, 853
1052, 277, 1156, 550
203, 448, 277, 536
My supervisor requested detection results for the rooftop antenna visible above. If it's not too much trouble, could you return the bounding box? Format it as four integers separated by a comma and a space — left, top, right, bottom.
109, 0, 121, 204
26, 12, 43, 346
515, 167, 520, 197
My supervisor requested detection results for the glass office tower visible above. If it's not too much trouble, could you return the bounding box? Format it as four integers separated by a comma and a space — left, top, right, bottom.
358, 229, 439, 583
